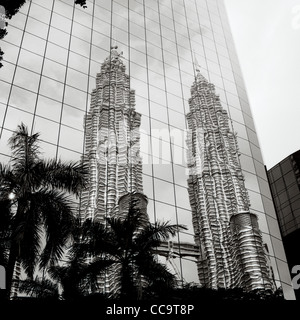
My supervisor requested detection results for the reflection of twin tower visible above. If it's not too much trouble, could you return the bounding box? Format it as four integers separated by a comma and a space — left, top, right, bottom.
79, 46, 272, 293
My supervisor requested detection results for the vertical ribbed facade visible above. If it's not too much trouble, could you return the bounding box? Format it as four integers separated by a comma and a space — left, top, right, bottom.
79, 46, 144, 224
186, 69, 273, 291
78, 46, 147, 296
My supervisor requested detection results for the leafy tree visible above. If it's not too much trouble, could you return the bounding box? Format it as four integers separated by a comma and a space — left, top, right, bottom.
0, 123, 87, 298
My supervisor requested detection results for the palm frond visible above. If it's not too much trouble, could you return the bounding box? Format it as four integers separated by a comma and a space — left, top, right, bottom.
134, 221, 187, 253
17, 276, 59, 299
13, 206, 43, 278
8, 123, 41, 169
36, 159, 88, 196
28, 189, 75, 269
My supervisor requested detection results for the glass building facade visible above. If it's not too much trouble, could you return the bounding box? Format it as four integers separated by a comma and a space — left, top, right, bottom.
0, 0, 295, 299
268, 150, 300, 300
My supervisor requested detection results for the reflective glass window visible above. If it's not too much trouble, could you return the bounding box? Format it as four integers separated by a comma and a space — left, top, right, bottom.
208, 73, 223, 88
33, 117, 59, 144
244, 171, 260, 192
39, 76, 64, 102
22, 32, 46, 56
74, 8, 92, 28
223, 79, 238, 96
59, 126, 84, 153
4, 26, 23, 47
0, 129, 13, 160
57, 146, 81, 162
270, 165, 282, 181
161, 26, 175, 43
0, 42, 19, 64
48, 27, 70, 48
149, 86, 166, 105
274, 177, 285, 193
149, 101, 168, 122
283, 171, 297, 187
169, 109, 186, 130
207, 60, 221, 76
14, 67, 40, 92
206, 48, 219, 64
240, 154, 256, 174
94, 0, 112, 23
68, 51, 89, 74
36, 95, 62, 122
250, 143, 264, 164
0, 81, 10, 104
247, 128, 260, 147
43, 59, 66, 83
175, 185, 190, 210
130, 48, 146, 68
154, 201, 177, 225
70, 36, 90, 56
53, 0, 73, 19
9, 86, 37, 113
10, 12, 27, 30
25, 17, 49, 39
0, 62, 15, 84
30, 3, 51, 24
281, 159, 293, 174
142, 174, 154, 199
18, 49, 43, 74
229, 107, 243, 124
153, 164, 173, 183
178, 45, 191, 62
165, 78, 181, 97
46, 42, 68, 65
236, 137, 252, 156
232, 121, 248, 139
51, 13, 72, 33
61, 105, 85, 131
4, 107, 34, 132
66, 69, 88, 91
247, 190, 265, 213
32, 0, 53, 10
64, 86, 87, 111
167, 93, 184, 113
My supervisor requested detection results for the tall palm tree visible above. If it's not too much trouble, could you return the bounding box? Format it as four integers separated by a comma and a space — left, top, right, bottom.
0, 123, 87, 298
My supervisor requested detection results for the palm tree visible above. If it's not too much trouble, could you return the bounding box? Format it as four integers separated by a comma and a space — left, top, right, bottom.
16, 276, 60, 300
16, 218, 114, 301
0, 123, 87, 298
0, 198, 12, 267
47, 218, 114, 300
102, 197, 187, 300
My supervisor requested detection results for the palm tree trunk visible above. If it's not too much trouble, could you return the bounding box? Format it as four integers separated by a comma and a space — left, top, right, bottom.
6, 241, 18, 299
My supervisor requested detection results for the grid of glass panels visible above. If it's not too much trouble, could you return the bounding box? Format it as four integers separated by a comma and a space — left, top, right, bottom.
0, 0, 294, 298
268, 152, 300, 237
